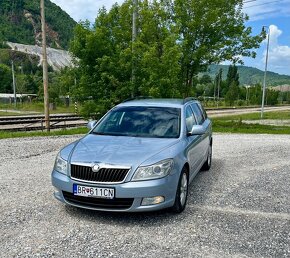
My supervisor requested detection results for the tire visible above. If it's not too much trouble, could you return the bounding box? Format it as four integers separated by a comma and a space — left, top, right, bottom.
201, 143, 212, 171
171, 166, 189, 213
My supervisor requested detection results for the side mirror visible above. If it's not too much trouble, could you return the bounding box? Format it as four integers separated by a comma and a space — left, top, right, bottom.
188, 125, 206, 136
87, 120, 97, 130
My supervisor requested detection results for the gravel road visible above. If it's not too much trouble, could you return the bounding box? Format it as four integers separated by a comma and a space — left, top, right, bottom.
1, 134, 290, 257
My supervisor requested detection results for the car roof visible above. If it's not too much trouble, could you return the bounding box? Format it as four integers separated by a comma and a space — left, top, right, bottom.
117, 98, 199, 108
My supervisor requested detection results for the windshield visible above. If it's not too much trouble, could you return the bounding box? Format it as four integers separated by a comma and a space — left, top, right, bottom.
92, 106, 181, 138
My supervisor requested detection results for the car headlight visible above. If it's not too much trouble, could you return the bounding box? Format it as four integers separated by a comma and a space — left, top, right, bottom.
54, 153, 68, 175
132, 159, 174, 181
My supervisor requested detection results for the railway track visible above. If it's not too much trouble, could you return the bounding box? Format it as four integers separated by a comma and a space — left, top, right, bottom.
0, 105, 289, 132
0, 114, 87, 131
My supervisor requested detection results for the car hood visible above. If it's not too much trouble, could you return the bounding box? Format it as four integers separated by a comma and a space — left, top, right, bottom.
68, 134, 179, 166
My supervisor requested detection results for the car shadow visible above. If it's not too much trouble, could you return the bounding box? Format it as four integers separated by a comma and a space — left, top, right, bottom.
64, 203, 187, 227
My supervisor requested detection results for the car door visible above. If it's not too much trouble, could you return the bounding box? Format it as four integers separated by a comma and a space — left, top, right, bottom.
184, 105, 204, 180
190, 103, 210, 165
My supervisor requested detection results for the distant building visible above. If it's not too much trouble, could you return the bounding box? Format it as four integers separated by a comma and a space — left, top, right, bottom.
0, 93, 37, 104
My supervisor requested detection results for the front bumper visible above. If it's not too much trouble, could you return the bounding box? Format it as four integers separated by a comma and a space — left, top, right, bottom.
51, 170, 179, 212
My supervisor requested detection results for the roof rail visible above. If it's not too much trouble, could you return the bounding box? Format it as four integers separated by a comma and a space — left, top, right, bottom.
183, 97, 197, 104
122, 96, 153, 103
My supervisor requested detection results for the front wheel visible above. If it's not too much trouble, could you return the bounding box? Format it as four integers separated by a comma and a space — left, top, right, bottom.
201, 144, 212, 171
171, 167, 189, 213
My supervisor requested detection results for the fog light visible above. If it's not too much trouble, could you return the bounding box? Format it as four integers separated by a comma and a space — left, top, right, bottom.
141, 196, 165, 206
54, 187, 60, 195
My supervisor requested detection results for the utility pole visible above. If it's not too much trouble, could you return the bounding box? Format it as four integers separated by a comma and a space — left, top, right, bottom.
214, 74, 217, 102
40, 0, 50, 131
217, 68, 221, 108
131, 0, 138, 97
11, 60, 17, 109
261, 26, 270, 119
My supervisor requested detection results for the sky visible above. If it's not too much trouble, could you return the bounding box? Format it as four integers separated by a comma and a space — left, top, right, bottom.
50, 0, 290, 75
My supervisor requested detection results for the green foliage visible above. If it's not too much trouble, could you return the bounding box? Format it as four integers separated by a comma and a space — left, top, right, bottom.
0, 48, 43, 94
0, 0, 76, 49
212, 119, 290, 135
225, 81, 240, 105
0, 63, 12, 93
224, 65, 240, 105
79, 100, 109, 119
199, 75, 212, 85
212, 111, 290, 121
0, 127, 87, 139
174, 0, 263, 96
69, 0, 263, 111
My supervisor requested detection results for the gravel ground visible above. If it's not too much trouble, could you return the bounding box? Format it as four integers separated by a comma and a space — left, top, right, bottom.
243, 119, 290, 127
0, 134, 290, 257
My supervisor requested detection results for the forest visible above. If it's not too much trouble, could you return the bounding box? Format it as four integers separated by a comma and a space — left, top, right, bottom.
0, 0, 76, 48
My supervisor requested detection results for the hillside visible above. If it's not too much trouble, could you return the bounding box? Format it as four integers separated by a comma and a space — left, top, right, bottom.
7, 42, 73, 70
207, 65, 290, 86
0, 0, 77, 49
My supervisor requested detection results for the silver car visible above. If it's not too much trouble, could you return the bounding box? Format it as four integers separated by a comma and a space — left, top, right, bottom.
51, 98, 212, 213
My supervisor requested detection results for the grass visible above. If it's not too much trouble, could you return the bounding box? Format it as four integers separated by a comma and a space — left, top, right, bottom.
0, 127, 88, 139
212, 111, 290, 121
211, 110, 290, 134
0, 111, 23, 116
0, 102, 76, 114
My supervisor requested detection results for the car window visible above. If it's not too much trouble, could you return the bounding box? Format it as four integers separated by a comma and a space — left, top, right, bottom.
185, 106, 197, 132
197, 103, 207, 119
92, 106, 181, 138
190, 103, 205, 125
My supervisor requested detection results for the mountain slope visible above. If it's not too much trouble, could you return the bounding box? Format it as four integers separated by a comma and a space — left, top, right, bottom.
0, 0, 76, 49
7, 42, 73, 70
207, 65, 290, 86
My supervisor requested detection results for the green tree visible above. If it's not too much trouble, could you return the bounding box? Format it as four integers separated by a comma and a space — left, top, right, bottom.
199, 75, 212, 85
69, 0, 263, 113
134, 0, 182, 97
226, 65, 239, 88
225, 81, 239, 106
0, 63, 12, 93
266, 89, 279, 105
70, 1, 182, 110
174, 0, 262, 96
224, 65, 240, 105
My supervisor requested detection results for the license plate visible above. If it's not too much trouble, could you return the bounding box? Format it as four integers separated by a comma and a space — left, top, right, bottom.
73, 184, 115, 199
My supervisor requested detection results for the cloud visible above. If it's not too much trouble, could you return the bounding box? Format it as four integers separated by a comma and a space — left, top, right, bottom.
262, 25, 290, 74
50, 0, 124, 22
243, 0, 290, 21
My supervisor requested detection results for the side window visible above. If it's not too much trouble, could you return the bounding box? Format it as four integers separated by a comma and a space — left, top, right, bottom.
185, 106, 197, 132
197, 103, 207, 119
190, 103, 205, 125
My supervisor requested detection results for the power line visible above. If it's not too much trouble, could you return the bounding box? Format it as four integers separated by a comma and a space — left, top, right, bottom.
244, 0, 284, 9
243, 0, 258, 4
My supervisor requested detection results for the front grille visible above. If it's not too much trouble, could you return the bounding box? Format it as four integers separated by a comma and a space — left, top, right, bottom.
71, 164, 130, 183
63, 191, 134, 210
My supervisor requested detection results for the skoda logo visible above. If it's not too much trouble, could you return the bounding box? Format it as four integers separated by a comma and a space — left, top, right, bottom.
92, 164, 101, 172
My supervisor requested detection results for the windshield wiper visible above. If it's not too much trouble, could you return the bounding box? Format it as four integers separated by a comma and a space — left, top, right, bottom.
91, 131, 126, 136
91, 132, 108, 135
